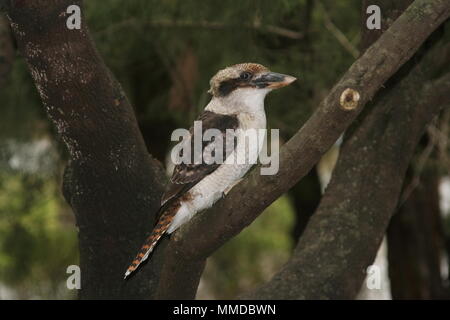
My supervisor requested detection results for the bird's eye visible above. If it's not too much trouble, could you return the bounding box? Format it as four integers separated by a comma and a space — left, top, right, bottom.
240, 72, 252, 80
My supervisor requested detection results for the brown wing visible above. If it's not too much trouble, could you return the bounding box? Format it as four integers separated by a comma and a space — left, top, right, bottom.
161, 110, 239, 206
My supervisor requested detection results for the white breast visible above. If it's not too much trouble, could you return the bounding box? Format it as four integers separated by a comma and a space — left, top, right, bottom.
167, 111, 267, 233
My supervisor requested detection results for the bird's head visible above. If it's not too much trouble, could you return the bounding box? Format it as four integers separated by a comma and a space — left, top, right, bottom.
207, 63, 296, 113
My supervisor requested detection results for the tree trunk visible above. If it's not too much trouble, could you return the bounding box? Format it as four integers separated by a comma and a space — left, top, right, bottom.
4, 0, 166, 299
388, 158, 448, 299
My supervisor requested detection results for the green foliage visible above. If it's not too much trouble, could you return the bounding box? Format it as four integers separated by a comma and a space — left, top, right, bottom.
0, 59, 46, 140
0, 171, 78, 299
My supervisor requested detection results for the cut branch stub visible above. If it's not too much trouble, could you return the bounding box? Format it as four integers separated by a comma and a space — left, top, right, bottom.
339, 88, 361, 111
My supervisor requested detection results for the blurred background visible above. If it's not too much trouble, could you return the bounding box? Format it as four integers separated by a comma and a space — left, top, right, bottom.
0, 0, 448, 299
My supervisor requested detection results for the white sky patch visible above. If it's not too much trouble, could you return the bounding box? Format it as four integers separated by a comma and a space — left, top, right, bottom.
3, 138, 57, 174
439, 176, 450, 217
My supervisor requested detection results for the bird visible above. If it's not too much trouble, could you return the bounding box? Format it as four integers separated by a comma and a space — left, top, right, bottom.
124, 63, 296, 279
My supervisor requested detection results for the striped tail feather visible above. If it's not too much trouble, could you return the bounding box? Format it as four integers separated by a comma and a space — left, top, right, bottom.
124, 208, 176, 279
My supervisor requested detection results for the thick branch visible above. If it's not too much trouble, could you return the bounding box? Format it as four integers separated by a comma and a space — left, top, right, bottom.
156, 0, 450, 299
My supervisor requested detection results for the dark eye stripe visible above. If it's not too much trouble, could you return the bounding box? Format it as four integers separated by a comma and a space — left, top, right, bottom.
218, 73, 253, 96
218, 79, 239, 96
240, 72, 252, 80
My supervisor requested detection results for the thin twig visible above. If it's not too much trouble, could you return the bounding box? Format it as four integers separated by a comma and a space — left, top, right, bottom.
317, 1, 359, 59
94, 18, 304, 40
399, 120, 438, 206
428, 109, 450, 173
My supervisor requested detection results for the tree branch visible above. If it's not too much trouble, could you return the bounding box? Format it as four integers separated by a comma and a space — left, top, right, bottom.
156, 0, 450, 299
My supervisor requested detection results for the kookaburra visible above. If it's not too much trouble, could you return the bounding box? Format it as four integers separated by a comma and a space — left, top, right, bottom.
124, 63, 296, 278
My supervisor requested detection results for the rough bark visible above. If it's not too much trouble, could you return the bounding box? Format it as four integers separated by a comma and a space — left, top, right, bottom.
156, 0, 450, 299
3, 0, 166, 299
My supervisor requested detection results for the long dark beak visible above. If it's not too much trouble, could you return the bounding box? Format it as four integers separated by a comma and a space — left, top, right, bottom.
252, 72, 297, 89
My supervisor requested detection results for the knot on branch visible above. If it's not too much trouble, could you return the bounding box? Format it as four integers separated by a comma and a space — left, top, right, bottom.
339, 88, 360, 111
